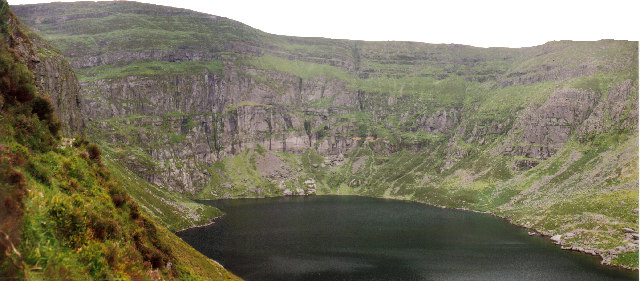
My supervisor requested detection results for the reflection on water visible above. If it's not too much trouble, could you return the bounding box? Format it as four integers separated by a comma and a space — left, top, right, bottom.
178, 196, 638, 281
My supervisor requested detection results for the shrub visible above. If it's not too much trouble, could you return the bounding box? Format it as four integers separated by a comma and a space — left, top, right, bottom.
11, 152, 25, 167
87, 213, 120, 241
48, 201, 89, 248
72, 137, 89, 148
104, 219, 120, 239
7, 168, 26, 189
78, 151, 89, 160
29, 160, 52, 184
10, 185, 27, 205
13, 114, 56, 152
129, 202, 141, 220
108, 183, 128, 208
68, 179, 80, 192
255, 143, 266, 155
2, 196, 18, 215
32, 95, 54, 123
149, 249, 165, 269
97, 166, 110, 179
111, 194, 126, 207
88, 212, 107, 240
0, 52, 35, 104
47, 118, 61, 136
105, 244, 118, 266
87, 144, 101, 162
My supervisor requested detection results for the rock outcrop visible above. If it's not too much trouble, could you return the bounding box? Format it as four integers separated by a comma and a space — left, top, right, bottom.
501, 88, 600, 168
5, 13, 83, 135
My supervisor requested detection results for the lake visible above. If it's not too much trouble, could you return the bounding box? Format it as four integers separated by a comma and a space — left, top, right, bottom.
177, 196, 638, 280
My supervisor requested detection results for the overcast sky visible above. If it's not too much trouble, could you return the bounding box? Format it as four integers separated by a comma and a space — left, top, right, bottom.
7, 0, 640, 48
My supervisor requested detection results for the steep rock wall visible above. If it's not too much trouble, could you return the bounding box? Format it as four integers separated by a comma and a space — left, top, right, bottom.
5, 15, 83, 135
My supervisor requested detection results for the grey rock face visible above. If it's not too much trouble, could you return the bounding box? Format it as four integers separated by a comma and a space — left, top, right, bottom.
503, 88, 599, 165
84, 65, 638, 193
31, 53, 84, 135
578, 79, 638, 137
85, 67, 362, 192
7, 16, 84, 135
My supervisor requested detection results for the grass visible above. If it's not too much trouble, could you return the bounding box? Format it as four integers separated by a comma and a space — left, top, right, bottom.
611, 251, 639, 268
196, 149, 277, 199
244, 54, 355, 82
77, 60, 223, 82
101, 152, 222, 232
1, 111, 228, 279
156, 225, 241, 280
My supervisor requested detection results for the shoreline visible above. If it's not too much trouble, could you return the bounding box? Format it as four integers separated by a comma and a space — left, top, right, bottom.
371, 194, 639, 272
175, 214, 226, 233
180, 193, 638, 272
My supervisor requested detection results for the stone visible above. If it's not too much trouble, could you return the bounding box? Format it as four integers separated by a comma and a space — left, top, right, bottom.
622, 228, 636, 233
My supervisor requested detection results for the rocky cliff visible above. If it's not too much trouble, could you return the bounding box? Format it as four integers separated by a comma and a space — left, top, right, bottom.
3, 7, 83, 135
12, 1, 639, 269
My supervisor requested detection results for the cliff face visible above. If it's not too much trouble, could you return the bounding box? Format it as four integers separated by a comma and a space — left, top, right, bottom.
3, 10, 83, 135
13, 2, 637, 193
12, 1, 639, 269
26, 37, 84, 135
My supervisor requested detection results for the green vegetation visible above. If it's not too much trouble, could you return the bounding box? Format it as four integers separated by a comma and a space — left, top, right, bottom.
101, 153, 222, 231
78, 60, 224, 82
611, 251, 639, 268
245, 55, 354, 82
169, 133, 186, 143
0, 3, 238, 279
197, 149, 279, 199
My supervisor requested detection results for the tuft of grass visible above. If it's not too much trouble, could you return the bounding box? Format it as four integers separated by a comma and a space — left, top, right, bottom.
611, 251, 639, 268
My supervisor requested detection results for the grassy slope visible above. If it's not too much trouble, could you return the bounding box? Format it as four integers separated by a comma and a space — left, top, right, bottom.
0, 3, 239, 279
82, 112, 226, 231
102, 154, 223, 231
11, 1, 639, 270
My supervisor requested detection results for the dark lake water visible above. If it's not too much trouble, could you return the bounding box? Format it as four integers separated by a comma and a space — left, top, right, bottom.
177, 196, 638, 281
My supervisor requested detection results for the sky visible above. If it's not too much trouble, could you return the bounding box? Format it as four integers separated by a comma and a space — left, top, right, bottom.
7, 0, 640, 48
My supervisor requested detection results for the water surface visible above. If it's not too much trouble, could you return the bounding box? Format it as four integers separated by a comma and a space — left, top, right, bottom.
178, 196, 637, 280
